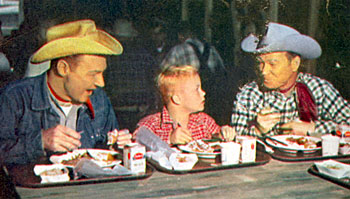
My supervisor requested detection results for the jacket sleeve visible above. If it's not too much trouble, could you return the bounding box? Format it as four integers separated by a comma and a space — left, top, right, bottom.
0, 91, 45, 165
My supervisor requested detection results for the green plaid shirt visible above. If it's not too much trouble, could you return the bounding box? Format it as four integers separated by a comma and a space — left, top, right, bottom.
231, 72, 350, 136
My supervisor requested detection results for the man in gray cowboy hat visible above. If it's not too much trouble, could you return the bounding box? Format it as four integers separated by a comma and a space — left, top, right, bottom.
231, 22, 350, 137
0, 19, 132, 166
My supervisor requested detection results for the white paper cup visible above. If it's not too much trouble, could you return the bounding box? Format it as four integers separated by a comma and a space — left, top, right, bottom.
221, 142, 241, 165
236, 136, 257, 163
322, 135, 340, 156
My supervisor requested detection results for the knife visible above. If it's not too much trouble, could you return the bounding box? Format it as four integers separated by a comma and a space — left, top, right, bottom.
265, 136, 289, 146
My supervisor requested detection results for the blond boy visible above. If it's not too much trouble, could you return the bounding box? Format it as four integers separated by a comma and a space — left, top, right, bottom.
133, 65, 234, 145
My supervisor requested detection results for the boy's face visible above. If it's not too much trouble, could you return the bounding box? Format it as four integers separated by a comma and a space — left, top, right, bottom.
175, 74, 206, 113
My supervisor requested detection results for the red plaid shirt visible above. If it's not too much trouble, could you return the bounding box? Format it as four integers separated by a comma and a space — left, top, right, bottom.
134, 107, 220, 143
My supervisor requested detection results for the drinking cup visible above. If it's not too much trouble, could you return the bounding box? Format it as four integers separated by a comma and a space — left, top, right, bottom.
221, 142, 241, 165
322, 135, 340, 156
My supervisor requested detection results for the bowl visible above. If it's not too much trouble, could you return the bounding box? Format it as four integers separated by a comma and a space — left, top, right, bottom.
169, 153, 198, 171
314, 160, 350, 179
34, 164, 70, 183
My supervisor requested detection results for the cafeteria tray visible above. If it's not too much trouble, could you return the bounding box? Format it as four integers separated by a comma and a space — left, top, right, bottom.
308, 159, 350, 189
12, 164, 154, 188
269, 148, 350, 162
147, 151, 270, 174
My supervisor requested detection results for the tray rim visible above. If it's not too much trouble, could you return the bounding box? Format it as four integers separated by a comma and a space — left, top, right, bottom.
270, 149, 350, 162
15, 164, 155, 188
308, 160, 350, 189
147, 151, 270, 175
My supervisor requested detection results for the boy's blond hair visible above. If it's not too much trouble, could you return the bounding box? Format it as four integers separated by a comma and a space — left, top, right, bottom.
156, 65, 198, 104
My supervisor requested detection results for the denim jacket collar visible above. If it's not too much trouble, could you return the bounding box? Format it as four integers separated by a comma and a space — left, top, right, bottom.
31, 73, 52, 111
30, 73, 94, 118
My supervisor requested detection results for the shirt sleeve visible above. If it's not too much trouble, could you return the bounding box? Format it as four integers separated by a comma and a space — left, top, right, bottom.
231, 100, 259, 136
314, 81, 350, 134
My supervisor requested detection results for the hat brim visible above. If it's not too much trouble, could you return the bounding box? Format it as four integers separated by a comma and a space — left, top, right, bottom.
241, 33, 322, 59
31, 31, 123, 63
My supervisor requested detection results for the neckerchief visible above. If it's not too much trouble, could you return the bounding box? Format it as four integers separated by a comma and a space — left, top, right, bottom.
295, 82, 317, 122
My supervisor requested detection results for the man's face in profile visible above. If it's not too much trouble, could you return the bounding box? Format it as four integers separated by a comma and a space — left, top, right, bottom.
255, 52, 296, 92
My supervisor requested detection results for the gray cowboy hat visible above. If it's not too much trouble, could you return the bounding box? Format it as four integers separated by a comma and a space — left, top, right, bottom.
241, 22, 322, 59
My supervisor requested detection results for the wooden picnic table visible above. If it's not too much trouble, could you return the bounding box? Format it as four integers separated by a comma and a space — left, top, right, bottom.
16, 158, 349, 199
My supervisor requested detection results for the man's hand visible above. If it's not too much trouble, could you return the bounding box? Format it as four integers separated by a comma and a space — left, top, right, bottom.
220, 125, 236, 141
256, 112, 281, 135
170, 127, 192, 145
281, 121, 315, 136
42, 125, 81, 152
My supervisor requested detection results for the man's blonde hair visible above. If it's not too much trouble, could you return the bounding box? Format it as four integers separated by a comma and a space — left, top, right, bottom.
156, 65, 198, 104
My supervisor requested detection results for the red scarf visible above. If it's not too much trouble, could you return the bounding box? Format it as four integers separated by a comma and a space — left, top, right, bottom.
295, 82, 317, 122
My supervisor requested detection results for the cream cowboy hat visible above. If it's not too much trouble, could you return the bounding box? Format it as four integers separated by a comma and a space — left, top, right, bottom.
241, 22, 321, 59
31, 19, 123, 63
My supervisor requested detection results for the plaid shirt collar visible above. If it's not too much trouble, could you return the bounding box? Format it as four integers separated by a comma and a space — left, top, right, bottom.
160, 106, 206, 128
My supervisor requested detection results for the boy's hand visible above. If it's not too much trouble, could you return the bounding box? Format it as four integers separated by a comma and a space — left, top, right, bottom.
170, 127, 192, 145
220, 125, 236, 141
108, 129, 132, 150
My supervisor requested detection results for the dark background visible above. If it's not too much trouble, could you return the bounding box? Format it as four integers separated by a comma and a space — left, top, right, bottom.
18, 0, 349, 98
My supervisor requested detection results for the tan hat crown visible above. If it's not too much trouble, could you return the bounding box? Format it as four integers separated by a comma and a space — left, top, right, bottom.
31, 19, 123, 63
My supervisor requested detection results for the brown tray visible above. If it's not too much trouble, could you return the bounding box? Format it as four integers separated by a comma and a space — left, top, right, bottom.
269, 148, 350, 162
308, 159, 350, 189
147, 151, 270, 174
11, 163, 154, 188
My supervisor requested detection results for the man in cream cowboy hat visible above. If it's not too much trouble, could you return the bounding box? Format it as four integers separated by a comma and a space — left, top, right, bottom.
0, 19, 132, 166
231, 22, 350, 137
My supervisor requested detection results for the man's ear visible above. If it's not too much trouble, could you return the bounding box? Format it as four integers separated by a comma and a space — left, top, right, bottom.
56, 59, 70, 77
171, 95, 181, 105
291, 56, 301, 72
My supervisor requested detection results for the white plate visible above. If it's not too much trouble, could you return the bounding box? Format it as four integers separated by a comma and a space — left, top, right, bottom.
177, 141, 221, 159
315, 160, 350, 179
50, 149, 121, 168
265, 135, 321, 153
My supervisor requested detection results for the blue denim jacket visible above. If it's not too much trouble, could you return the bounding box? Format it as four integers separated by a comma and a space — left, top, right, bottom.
0, 73, 119, 165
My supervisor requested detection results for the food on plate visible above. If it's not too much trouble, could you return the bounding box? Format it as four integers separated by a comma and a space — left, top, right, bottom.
187, 140, 221, 153
285, 136, 318, 149
326, 164, 342, 170
61, 151, 94, 166
176, 156, 188, 163
61, 151, 117, 166
41, 168, 66, 176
